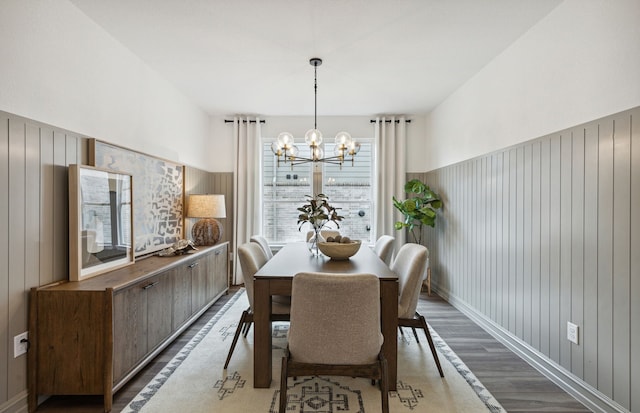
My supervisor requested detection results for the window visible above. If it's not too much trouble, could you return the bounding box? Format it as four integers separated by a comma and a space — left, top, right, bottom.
261, 138, 375, 245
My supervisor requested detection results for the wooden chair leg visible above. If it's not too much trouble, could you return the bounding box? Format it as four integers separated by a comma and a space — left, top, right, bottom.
279, 356, 289, 413
417, 312, 444, 377
242, 320, 252, 337
223, 310, 248, 369
411, 327, 420, 343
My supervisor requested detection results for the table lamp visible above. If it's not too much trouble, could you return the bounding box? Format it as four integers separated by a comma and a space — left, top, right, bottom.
187, 194, 226, 246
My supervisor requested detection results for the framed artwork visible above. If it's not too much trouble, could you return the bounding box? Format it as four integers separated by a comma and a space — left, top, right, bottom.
69, 164, 134, 281
89, 139, 184, 256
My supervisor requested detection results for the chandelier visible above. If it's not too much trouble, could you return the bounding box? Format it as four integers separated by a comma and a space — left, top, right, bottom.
271, 58, 360, 169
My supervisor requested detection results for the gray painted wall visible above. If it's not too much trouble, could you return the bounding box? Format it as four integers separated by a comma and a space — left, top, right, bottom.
425, 106, 639, 412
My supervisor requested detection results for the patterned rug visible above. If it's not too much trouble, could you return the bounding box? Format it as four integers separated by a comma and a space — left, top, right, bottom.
122, 290, 506, 413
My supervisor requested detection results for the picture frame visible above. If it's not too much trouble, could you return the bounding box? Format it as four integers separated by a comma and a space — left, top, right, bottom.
89, 139, 184, 257
69, 164, 134, 281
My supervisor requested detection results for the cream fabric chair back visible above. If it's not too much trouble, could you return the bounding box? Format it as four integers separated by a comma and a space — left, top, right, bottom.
373, 235, 395, 265
305, 229, 340, 242
237, 242, 268, 309
288, 272, 383, 365
391, 243, 429, 319
250, 235, 273, 260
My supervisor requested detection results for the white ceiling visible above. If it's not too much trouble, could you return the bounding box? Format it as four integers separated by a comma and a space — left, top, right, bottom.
69, 0, 562, 117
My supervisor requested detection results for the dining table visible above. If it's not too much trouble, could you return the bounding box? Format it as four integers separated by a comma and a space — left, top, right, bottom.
252, 242, 399, 390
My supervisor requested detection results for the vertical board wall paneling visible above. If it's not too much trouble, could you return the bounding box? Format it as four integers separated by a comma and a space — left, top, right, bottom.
571, 128, 585, 379
508, 148, 517, 333
39, 127, 55, 287
8, 118, 27, 397
597, 116, 614, 399
0, 112, 83, 408
523, 145, 533, 344
502, 150, 510, 329
1, 114, 9, 404
515, 146, 525, 340
583, 123, 599, 388
549, 136, 561, 363
25, 124, 41, 296
531, 141, 542, 351
559, 133, 572, 371
630, 108, 640, 413
612, 113, 631, 409
522, 146, 533, 343
539, 137, 551, 357
52, 131, 68, 282
496, 153, 504, 327
425, 107, 639, 411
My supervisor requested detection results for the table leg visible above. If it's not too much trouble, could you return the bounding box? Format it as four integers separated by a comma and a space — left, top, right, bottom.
253, 278, 272, 388
380, 279, 398, 391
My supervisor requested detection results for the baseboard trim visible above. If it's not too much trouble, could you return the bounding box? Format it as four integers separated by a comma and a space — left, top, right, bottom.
433, 284, 630, 413
0, 391, 28, 413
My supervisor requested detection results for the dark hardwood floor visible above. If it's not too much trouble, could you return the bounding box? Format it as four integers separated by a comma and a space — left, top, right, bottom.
35, 287, 591, 412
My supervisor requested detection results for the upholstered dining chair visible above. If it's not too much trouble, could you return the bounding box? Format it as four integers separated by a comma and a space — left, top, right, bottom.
392, 243, 444, 377
250, 234, 273, 260
279, 272, 389, 413
223, 242, 289, 369
373, 235, 395, 265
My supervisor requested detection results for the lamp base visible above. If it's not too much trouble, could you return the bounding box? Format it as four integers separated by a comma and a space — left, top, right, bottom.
192, 218, 223, 246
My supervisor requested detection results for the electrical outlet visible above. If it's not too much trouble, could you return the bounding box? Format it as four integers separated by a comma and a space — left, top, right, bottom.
567, 322, 579, 345
14, 332, 28, 358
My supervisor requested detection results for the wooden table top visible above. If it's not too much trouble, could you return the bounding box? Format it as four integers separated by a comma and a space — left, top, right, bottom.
254, 242, 397, 280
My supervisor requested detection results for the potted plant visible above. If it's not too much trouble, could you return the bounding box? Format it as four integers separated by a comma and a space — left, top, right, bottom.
297, 194, 344, 255
393, 179, 442, 244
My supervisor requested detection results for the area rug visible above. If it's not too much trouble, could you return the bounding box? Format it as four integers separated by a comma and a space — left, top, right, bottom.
122, 290, 506, 413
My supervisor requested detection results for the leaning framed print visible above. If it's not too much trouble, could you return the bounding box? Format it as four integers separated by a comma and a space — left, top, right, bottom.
69, 164, 134, 281
89, 139, 184, 257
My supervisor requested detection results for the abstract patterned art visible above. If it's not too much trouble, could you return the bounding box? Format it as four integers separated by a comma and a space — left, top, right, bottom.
90, 139, 184, 256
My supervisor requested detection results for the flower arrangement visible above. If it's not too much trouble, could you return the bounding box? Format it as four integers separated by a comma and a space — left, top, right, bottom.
297, 193, 344, 232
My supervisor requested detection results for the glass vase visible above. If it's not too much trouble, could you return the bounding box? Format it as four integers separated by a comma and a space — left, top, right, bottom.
307, 229, 325, 256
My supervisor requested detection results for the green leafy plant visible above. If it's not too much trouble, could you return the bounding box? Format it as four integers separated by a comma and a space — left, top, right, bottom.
297, 193, 344, 232
393, 179, 442, 244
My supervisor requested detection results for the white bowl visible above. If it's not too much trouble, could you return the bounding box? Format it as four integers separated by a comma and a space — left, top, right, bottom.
317, 240, 362, 260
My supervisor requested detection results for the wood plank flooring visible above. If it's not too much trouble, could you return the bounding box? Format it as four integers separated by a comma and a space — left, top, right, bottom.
34, 287, 591, 412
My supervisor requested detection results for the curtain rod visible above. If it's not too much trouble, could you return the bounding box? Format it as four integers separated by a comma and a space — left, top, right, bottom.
369, 119, 411, 123
224, 119, 410, 124
224, 119, 266, 124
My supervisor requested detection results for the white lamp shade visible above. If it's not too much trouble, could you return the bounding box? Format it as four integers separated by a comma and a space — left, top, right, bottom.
187, 194, 226, 218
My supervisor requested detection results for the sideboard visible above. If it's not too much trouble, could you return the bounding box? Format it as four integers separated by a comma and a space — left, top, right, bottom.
27, 242, 229, 412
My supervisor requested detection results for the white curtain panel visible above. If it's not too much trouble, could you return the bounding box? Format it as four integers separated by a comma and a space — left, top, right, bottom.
233, 116, 263, 284
374, 116, 407, 255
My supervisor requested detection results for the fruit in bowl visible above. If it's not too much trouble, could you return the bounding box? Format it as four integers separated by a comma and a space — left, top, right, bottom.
318, 237, 361, 260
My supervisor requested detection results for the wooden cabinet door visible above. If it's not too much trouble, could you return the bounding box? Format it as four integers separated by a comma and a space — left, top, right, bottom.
172, 263, 192, 329
113, 281, 148, 383
191, 255, 209, 313
146, 271, 173, 352
212, 244, 228, 298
